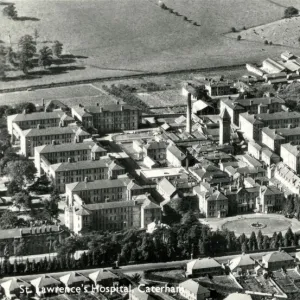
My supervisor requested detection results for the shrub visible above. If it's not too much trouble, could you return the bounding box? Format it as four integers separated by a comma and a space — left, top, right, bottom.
183, 16, 187, 21
264, 40, 269, 45
237, 35, 242, 41
231, 27, 236, 32
284, 6, 298, 18
269, 41, 273, 45
243, 26, 246, 30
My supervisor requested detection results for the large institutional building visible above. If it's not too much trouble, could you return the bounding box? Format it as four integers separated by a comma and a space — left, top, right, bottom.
71, 104, 141, 133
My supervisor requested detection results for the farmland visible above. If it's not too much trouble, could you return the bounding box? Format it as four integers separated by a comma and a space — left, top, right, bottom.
0, 0, 299, 90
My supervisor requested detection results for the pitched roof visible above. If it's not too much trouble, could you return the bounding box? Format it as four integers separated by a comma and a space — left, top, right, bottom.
84, 201, 136, 210
179, 279, 209, 295
187, 258, 221, 270
157, 178, 177, 198
1, 278, 30, 292
36, 141, 96, 154
50, 158, 111, 172
30, 275, 60, 288
59, 272, 90, 286
66, 177, 130, 192
229, 254, 255, 271
144, 140, 168, 150
263, 251, 294, 263
207, 191, 227, 201
13, 111, 64, 122
88, 269, 119, 282
225, 293, 253, 300
281, 143, 300, 157
22, 126, 78, 137
167, 144, 186, 161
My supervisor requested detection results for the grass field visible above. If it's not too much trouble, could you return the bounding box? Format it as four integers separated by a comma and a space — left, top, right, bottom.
0, 0, 299, 89
0, 84, 117, 106
137, 90, 185, 107
228, 15, 300, 48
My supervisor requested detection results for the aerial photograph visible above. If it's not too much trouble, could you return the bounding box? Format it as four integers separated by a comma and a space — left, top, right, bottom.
2, 0, 300, 299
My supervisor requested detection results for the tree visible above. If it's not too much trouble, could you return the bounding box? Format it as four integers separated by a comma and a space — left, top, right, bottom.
0, 211, 19, 229
18, 35, 36, 74
249, 232, 257, 251
7, 180, 21, 196
38, 46, 53, 69
15, 102, 36, 114
130, 273, 141, 284
52, 41, 63, 58
11, 192, 32, 211
284, 6, 299, 18
231, 27, 236, 32
181, 211, 198, 225
34, 29, 39, 44
264, 40, 269, 45
6, 160, 37, 188
3, 4, 18, 20
237, 35, 241, 41
43, 192, 60, 221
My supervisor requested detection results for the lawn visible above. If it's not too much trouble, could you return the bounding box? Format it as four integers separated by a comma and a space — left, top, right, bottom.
0, 0, 299, 89
0, 84, 116, 106
221, 216, 292, 235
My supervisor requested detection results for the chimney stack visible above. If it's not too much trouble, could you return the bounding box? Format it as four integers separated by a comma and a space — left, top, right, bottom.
52, 140, 55, 145
186, 93, 192, 134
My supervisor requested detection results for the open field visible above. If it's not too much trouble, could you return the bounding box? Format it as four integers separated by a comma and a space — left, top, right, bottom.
0, 84, 117, 106
227, 15, 300, 48
0, 0, 299, 89
137, 90, 185, 107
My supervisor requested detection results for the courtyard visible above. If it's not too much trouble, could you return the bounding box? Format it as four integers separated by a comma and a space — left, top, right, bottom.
201, 213, 300, 237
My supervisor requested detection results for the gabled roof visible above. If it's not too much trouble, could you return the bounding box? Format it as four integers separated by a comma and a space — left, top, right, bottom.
179, 279, 209, 295
207, 190, 227, 201
75, 207, 92, 216
88, 269, 118, 282
60, 272, 90, 286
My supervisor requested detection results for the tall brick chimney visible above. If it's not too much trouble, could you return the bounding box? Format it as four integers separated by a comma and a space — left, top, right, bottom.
186, 93, 192, 134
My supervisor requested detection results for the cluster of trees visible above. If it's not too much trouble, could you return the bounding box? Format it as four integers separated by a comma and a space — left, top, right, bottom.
283, 194, 300, 219
53, 212, 300, 269
102, 84, 151, 112
3, 4, 18, 20
284, 6, 299, 18
0, 190, 60, 229
3, 34, 63, 76
158, 1, 199, 26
